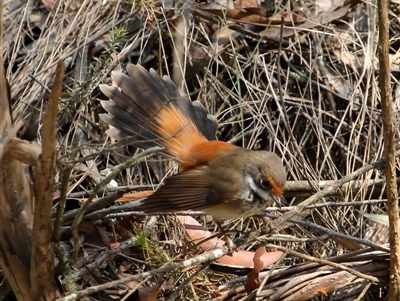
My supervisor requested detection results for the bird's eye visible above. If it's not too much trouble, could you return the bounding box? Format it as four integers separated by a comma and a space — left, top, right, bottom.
260, 179, 270, 189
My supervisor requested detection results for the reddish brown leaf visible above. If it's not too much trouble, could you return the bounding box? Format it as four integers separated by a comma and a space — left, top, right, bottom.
234, 0, 260, 10
202, 9, 276, 25
201, 8, 304, 26
331, 236, 362, 251
178, 216, 283, 268
244, 246, 266, 291
139, 284, 162, 301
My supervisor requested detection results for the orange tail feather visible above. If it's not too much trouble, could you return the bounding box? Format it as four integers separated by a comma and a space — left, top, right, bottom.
100, 64, 219, 167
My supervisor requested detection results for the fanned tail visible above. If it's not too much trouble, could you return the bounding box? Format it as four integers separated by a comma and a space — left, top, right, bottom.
100, 64, 218, 165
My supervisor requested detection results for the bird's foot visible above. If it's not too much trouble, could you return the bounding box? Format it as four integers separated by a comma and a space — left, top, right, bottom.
223, 235, 237, 255
259, 216, 277, 235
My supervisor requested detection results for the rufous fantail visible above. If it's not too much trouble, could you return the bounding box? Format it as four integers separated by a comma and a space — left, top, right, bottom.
100, 64, 286, 220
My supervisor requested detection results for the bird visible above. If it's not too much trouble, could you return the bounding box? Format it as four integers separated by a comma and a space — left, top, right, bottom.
99, 64, 286, 221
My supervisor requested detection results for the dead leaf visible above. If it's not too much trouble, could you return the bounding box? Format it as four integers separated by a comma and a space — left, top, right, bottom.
139, 284, 161, 301
234, 0, 261, 10
360, 212, 389, 227
41, 0, 56, 9
331, 236, 362, 251
177, 216, 283, 268
202, 8, 275, 25
260, 4, 352, 40
201, 6, 305, 26
244, 246, 266, 290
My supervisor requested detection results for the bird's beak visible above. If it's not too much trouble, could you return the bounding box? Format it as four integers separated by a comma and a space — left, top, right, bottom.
272, 194, 282, 209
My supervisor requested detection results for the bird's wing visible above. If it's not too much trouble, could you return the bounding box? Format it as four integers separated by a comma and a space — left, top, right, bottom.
135, 167, 223, 213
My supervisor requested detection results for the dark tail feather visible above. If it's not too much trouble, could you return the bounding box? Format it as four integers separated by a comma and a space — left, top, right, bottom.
99, 64, 218, 157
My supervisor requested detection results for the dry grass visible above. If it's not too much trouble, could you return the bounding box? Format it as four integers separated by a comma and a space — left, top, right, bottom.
2, 0, 400, 300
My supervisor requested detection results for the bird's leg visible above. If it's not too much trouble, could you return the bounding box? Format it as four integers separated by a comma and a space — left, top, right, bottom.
255, 215, 276, 235
213, 219, 237, 254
